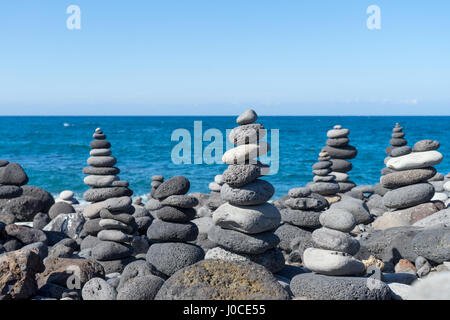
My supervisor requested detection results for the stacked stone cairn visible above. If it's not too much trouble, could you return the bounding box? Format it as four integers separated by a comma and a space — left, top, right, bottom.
381, 136, 443, 217
146, 176, 204, 277
382, 123, 411, 176
82, 128, 136, 273
322, 125, 358, 193
307, 150, 340, 198
206, 109, 285, 273
205, 174, 226, 212
145, 175, 164, 218
302, 207, 365, 276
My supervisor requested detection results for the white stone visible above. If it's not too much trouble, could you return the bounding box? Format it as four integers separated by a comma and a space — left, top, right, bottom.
302, 248, 365, 276
83, 175, 118, 187
431, 192, 448, 202
90, 148, 112, 156
408, 272, 450, 300
208, 182, 222, 192
330, 172, 349, 182
214, 175, 224, 185
387, 150, 443, 170
59, 190, 74, 200
222, 142, 269, 165
444, 181, 450, 192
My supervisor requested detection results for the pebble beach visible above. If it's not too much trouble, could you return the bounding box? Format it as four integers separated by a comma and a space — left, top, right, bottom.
1, 109, 450, 301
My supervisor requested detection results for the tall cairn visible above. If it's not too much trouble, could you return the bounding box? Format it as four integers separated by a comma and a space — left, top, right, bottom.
307, 150, 340, 197
146, 176, 204, 277
382, 123, 411, 175
206, 109, 285, 273
82, 128, 136, 273
322, 125, 357, 193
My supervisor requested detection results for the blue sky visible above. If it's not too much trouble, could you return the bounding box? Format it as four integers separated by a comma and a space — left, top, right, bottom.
0, 1, 449, 115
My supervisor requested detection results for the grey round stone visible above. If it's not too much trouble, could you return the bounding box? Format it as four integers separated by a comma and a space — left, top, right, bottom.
390, 146, 412, 157
411, 228, 450, 264
326, 137, 349, 147
312, 227, 360, 255
160, 195, 199, 208
390, 138, 407, 147
322, 145, 357, 159
236, 109, 258, 125
0, 185, 22, 198
153, 176, 190, 199
89, 140, 111, 149
288, 187, 312, 198
330, 159, 352, 172
83, 187, 132, 202
117, 275, 164, 300
381, 167, 436, 188
82, 278, 117, 300
92, 241, 132, 261
33, 212, 51, 230
284, 195, 328, 211
87, 156, 117, 167
331, 198, 372, 225
279, 208, 321, 228
220, 179, 274, 206
413, 139, 440, 152
382, 183, 435, 209
319, 209, 356, 232
154, 206, 196, 222
82, 166, 120, 175
274, 223, 312, 253
309, 182, 340, 196
48, 202, 75, 220
146, 219, 198, 242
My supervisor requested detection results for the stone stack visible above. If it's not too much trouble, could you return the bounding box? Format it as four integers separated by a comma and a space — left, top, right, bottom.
82, 128, 136, 273
146, 176, 204, 277
206, 109, 285, 273
382, 123, 411, 176
144, 175, 164, 217
381, 138, 443, 217
302, 207, 365, 276
205, 174, 226, 212
322, 125, 357, 193
307, 151, 340, 197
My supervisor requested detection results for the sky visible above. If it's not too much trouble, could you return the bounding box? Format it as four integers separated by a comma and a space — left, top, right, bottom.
0, 1, 449, 115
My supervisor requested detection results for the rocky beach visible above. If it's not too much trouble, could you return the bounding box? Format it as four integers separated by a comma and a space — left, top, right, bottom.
0, 110, 450, 301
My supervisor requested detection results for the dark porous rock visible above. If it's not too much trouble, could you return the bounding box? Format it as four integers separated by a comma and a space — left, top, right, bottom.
80, 218, 102, 237
290, 273, 391, 300
279, 208, 321, 229
48, 202, 75, 220
147, 219, 198, 242
5, 224, 47, 245
135, 216, 152, 234
382, 183, 434, 209
274, 223, 312, 253
118, 260, 167, 290
222, 164, 261, 187
284, 194, 328, 211
160, 195, 199, 208
43, 231, 68, 246
92, 241, 132, 261
220, 180, 274, 206
21, 185, 55, 213
3, 239, 23, 252
288, 187, 312, 198
153, 176, 190, 200
411, 228, 450, 264
322, 145, 357, 159
0, 196, 44, 221
381, 167, 436, 189
155, 260, 290, 300
413, 139, 440, 152
0, 185, 23, 199
117, 275, 164, 300
330, 159, 352, 172
0, 249, 45, 300
96, 256, 136, 274
154, 206, 196, 222
83, 187, 132, 202
208, 225, 279, 255
33, 212, 51, 230
146, 242, 204, 277
82, 166, 120, 175
82, 278, 117, 300
0, 162, 29, 186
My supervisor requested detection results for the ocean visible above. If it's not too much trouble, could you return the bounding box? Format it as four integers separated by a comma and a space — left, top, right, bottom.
0, 116, 449, 201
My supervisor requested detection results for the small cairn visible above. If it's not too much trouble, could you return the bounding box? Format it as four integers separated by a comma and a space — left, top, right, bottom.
307, 150, 340, 198
206, 109, 285, 273
145, 175, 164, 218
322, 125, 357, 193
302, 207, 365, 276
55, 190, 79, 205
146, 176, 204, 277
382, 123, 411, 176
81, 128, 136, 273
205, 174, 226, 212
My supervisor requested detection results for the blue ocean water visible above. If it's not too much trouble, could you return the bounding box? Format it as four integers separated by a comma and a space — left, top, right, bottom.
0, 116, 449, 200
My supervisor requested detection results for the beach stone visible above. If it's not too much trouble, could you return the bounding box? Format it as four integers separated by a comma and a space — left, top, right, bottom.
337, 181, 355, 193
87, 156, 116, 167
327, 128, 349, 139
390, 146, 412, 157
48, 202, 75, 220
20, 186, 55, 213
92, 241, 132, 261
5, 224, 47, 245
0, 163, 28, 186
47, 244, 74, 259
411, 228, 450, 263
374, 183, 390, 196
284, 195, 328, 211
79, 219, 102, 238
236, 109, 258, 125
214, 175, 224, 185
330, 159, 352, 172
89, 139, 111, 149
394, 259, 417, 274
279, 206, 322, 228
209, 182, 221, 192
322, 145, 357, 159
0, 185, 22, 198
309, 181, 340, 196
0, 160, 9, 167
90, 148, 111, 156
99, 219, 132, 232
274, 223, 312, 253
150, 181, 161, 188
331, 198, 372, 225
154, 206, 195, 222
290, 273, 391, 300
430, 181, 444, 192
229, 123, 265, 145
213, 202, 281, 234
390, 138, 407, 147
33, 213, 51, 230
382, 183, 434, 209
98, 230, 132, 243
330, 172, 349, 182
413, 208, 450, 228
145, 198, 162, 211
82, 166, 120, 176
381, 167, 436, 188
117, 275, 164, 300
312, 228, 360, 255
20, 242, 48, 259
160, 195, 198, 208
302, 248, 365, 276
413, 139, 440, 152
222, 164, 261, 187
408, 272, 450, 299
147, 219, 198, 242
0, 195, 43, 221
0, 249, 45, 300
82, 278, 117, 300
153, 176, 190, 199
326, 137, 349, 147
222, 143, 269, 165
146, 242, 204, 277
220, 180, 274, 206
155, 259, 289, 300
444, 181, 450, 192
118, 260, 166, 291
83, 175, 117, 188
100, 209, 134, 225
288, 187, 312, 198
387, 150, 443, 170
83, 187, 132, 203
208, 225, 279, 255
96, 256, 136, 274
58, 190, 74, 201
319, 209, 356, 233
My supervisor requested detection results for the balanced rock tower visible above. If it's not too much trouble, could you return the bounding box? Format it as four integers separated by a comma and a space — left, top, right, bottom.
322, 125, 357, 192
302, 207, 365, 276
382, 123, 411, 176
145, 175, 164, 217
146, 176, 204, 277
82, 128, 136, 273
307, 151, 340, 197
206, 109, 285, 273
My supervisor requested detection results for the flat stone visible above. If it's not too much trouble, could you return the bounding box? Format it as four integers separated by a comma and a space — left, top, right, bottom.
288, 187, 312, 198
83, 175, 118, 188
100, 209, 134, 224
330, 159, 352, 172
220, 179, 274, 206
284, 195, 328, 211
413, 208, 450, 228
83, 196, 132, 219
90, 148, 111, 157
5, 224, 47, 245
98, 230, 132, 243
413, 139, 440, 152
381, 167, 437, 188
326, 137, 349, 147
147, 219, 198, 242
0, 185, 22, 199
327, 128, 349, 139
87, 156, 117, 167
222, 164, 262, 187
92, 241, 132, 261
222, 143, 269, 165
309, 181, 340, 196
99, 218, 132, 233
236, 109, 258, 125
411, 228, 450, 264
229, 123, 265, 145
213, 202, 281, 234
89, 140, 111, 149
153, 176, 190, 199
154, 206, 196, 222
387, 150, 443, 170
331, 172, 349, 182
208, 182, 221, 192
82, 166, 120, 175
390, 138, 407, 147
331, 198, 372, 225
160, 195, 198, 208
274, 223, 313, 253
279, 208, 321, 228
312, 227, 360, 255
390, 146, 412, 157
302, 248, 365, 276
83, 187, 132, 202
319, 208, 356, 232
322, 145, 357, 159
382, 183, 434, 209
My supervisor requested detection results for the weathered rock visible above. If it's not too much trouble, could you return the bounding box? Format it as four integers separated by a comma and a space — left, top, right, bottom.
48, 202, 75, 220
5, 224, 47, 245
302, 248, 365, 276
153, 176, 190, 199
0, 162, 28, 186
147, 219, 198, 242
382, 183, 434, 209
220, 180, 274, 206
82, 278, 117, 300
381, 167, 437, 188
92, 241, 132, 261
117, 275, 164, 300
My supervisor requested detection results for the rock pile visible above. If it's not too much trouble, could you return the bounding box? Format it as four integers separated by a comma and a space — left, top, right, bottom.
146, 176, 204, 277
307, 151, 340, 197
205, 174, 226, 212
206, 109, 284, 273
81, 128, 136, 273
322, 125, 357, 193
